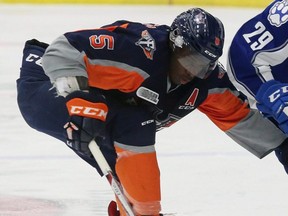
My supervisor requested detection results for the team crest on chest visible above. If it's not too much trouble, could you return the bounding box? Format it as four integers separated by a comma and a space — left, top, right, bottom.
135, 30, 156, 60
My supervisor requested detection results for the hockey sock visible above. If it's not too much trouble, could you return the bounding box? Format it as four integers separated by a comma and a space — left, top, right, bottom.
115, 145, 161, 215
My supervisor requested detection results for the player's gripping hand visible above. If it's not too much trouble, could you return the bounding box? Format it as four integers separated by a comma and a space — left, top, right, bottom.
256, 80, 288, 133
64, 90, 108, 155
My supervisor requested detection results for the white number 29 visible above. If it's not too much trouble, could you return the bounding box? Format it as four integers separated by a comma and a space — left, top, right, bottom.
243, 21, 274, 51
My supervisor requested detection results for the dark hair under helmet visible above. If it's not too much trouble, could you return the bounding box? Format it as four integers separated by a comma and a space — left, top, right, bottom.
170, 8, 225, 62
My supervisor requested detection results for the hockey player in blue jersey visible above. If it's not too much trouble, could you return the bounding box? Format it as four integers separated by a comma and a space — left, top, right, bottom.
227, 0, 288, 174
17, 8, 288, 216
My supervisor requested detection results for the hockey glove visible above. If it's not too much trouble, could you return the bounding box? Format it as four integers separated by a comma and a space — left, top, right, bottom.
256, 80, 288, 133
64, 90, 108, 156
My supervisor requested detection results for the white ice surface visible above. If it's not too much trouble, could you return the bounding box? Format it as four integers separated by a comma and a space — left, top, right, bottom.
0, 4, 287, 216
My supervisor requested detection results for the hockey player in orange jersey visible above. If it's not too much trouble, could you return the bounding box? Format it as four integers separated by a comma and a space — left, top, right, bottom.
17, 8, 288, 216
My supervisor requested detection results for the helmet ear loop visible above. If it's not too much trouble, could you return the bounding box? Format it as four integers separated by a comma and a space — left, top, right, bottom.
170, 28, 185, 50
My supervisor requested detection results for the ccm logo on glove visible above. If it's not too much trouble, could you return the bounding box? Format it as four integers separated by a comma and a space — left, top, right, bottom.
269, 86, 288, 102
66, 98, 108, 121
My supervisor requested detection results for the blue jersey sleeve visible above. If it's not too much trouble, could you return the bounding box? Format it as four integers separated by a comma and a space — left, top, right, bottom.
17, 39, 68, 142
227, 0, 288, 105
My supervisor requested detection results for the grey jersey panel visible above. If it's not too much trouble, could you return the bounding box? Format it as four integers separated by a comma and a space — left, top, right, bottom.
226, 109, 287, 158
42, 35, 88, 82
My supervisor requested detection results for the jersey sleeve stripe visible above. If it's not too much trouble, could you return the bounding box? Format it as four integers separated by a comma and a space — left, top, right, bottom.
198, 88, 250, 131
84, 56, 150, 92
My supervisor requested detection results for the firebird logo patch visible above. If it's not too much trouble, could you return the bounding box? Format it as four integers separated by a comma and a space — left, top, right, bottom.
135, 30, 156, 60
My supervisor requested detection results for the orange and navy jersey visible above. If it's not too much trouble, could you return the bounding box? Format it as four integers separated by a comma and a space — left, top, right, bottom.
42, 20, 286, 158
44, 20, 170, 92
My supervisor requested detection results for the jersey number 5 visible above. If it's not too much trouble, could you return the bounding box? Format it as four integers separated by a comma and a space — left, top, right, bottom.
242, 21, 274, 51
89, 34, 115, 50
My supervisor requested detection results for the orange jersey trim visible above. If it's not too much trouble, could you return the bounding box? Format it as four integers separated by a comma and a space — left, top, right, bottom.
75, 23, 129, 33
198, 89, 250, 131
84, 56, 145, 93
100, 23, 129, 32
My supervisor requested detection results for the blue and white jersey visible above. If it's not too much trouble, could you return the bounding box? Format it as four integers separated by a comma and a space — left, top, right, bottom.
227, 0, 288, 108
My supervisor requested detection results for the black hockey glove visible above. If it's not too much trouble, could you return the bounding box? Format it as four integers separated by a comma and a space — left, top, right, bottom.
25, 38, 49, 49
64, 90, 108, 156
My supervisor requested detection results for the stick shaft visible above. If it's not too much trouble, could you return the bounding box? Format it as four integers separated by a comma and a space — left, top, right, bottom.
88, 140, 135, 216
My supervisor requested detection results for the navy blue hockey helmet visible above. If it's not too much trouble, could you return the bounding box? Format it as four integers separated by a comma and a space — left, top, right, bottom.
170, 8, 225, 78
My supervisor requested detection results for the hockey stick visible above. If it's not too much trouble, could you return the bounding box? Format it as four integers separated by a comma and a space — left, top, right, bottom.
88, 139, 135, 216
